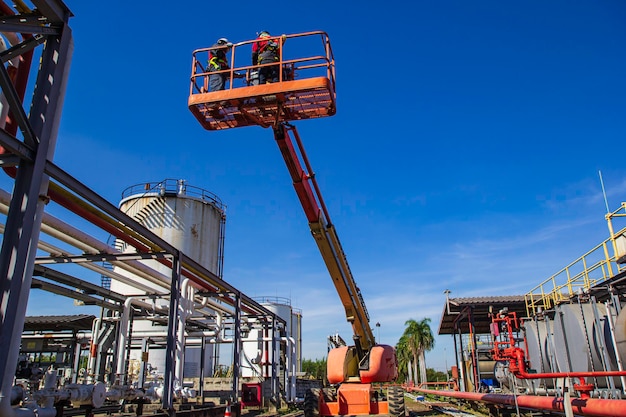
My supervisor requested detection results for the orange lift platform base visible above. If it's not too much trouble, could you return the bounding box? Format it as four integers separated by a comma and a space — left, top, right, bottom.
188, 31, 336, 130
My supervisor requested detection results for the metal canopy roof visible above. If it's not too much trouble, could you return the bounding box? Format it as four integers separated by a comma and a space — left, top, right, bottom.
23, 314, 96, 332
438, 295, 527, 335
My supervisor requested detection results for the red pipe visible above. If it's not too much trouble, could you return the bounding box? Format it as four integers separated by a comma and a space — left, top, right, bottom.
412, 387, 626, 417
0, 2, 33, 136
508, 347, 626, 381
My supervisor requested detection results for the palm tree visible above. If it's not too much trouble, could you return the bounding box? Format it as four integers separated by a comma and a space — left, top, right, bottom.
401, 318, 435, 385
395, 334, 412, 383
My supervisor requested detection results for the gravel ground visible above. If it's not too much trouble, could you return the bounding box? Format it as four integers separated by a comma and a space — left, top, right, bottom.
406, 398, 486, 417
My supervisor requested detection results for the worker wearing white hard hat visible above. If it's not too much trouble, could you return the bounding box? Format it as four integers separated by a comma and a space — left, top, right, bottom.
208, 37, 234, 92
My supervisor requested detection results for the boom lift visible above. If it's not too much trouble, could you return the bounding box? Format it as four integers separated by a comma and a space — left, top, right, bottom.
188, 32, 404, 417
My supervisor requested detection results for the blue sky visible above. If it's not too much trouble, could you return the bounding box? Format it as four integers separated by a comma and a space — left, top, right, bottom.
4, 1, 626, 372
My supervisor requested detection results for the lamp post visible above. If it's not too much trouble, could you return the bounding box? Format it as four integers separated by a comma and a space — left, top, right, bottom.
375, 322, 380, 343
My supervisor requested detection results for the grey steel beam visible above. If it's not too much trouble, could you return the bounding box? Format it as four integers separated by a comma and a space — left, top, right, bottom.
31, 278, 121, 311
163, 252, 181, 415
0, 18, 73, 405
31, 0, 73, 24
0, 128, 35, 161
0, 20, 59, 36
0, 155, 20, 167
35, 251, 172, 264
33, 264, 127, 304
0, 34, 46, 64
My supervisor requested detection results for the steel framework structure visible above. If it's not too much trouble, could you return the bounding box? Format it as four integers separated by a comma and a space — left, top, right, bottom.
0, 2, 285, 415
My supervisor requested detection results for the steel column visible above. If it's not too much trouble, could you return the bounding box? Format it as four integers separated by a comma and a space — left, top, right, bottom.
163, 252, 181, 415
232, 293, 242, 404
271, 316, 278, 405
0, 18, 72, 417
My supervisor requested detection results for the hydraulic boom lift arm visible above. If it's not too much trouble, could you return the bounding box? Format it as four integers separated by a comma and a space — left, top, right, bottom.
273, 122, 376, 359
190, 31, 400, 414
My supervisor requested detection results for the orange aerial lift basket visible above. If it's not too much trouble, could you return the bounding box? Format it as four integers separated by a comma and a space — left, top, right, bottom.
188, 31, 336, 130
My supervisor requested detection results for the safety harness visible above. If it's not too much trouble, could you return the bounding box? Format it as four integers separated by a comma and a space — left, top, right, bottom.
209, 50, 228, 70
255, 39, 279, 64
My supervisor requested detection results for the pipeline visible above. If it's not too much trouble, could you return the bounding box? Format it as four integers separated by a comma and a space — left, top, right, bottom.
508, 346, 626, 382
411, 387, 626, 417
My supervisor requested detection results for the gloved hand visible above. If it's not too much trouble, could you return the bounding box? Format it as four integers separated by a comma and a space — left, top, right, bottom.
234, 72, 245, 79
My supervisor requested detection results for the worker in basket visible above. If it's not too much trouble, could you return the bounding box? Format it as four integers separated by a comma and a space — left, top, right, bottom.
251, 31, 287, 84
208, 38, 243, 92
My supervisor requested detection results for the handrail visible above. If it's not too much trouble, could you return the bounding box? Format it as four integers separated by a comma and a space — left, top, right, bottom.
120, 179, 225, 210
525, 215, 626, 316
189, 31, 335, 97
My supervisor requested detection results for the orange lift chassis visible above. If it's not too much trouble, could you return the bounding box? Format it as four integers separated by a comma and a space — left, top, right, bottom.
189, 32, 404, 417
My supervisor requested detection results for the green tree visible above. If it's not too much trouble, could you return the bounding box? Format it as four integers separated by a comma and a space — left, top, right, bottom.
400, 318, 435, 385
426, 368, 448, 382
395, 335, 412, 383
302, 358, 327, 381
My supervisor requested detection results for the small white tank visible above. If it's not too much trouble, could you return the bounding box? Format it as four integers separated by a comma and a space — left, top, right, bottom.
241, 297, 302, 378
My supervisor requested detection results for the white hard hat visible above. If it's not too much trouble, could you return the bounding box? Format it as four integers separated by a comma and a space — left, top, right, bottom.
217, 38, 231, 45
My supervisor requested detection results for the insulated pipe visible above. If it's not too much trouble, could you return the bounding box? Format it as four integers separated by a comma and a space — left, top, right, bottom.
3, 185, 266, 318
197, 298, 234, 316
175, 279, 193, 385
412, 387, 626, 417
0, 188, 170, 292
28, 178, 276, 318
287, 336, 297, 402
10, 369, 57, 417
34, 238, 157, 294
44, 183, 263, 315
0, 224, 159, 295
12, 222, 233, 319
87, 318, 101, 382
186, 330, 221, 338
115, 297, 169, 380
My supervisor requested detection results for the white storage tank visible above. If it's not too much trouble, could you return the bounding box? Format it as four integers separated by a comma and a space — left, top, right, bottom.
109, 179, 226, 379
241, 297, 302, 378
110, 179, 226, 295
